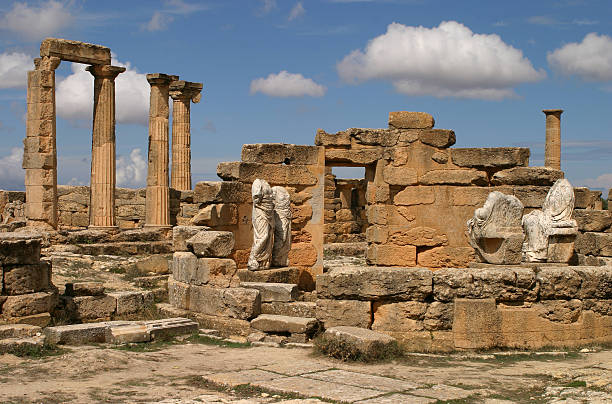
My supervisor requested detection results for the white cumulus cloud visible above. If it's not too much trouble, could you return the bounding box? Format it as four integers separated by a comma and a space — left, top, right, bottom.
0, 0, 73, 41
288, 2, 305, 21
337, 21, 546, 99
56, 56, 149, 125
0, 148, 25, 190
547, 33, 612, 81
144, 11, 174, 32
0, 52, 33, 89
116, 148, 146, 187
250, 71, 326, 97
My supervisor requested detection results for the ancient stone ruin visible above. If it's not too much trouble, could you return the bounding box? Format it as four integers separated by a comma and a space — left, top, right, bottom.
1, 37, 611, 353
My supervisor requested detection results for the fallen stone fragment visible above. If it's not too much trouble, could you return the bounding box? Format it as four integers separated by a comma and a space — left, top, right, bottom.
321, 326, 398, 361
186, 231, 234, 258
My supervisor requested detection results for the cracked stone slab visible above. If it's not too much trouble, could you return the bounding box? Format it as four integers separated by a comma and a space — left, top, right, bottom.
257, 361, 334, 376
202, 369, 281, 387
410, 384, 473, 400
253, 376, 383, 402
355, 393, 436, 404
305, 369, 419, 392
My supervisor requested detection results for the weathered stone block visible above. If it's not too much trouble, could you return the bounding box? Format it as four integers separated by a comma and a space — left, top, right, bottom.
217, 162, 318, 186
251, 314, 318, 334
419, 169, 488, 186
2, 291, 57, 317
237, 267, 299, 284
189, 285, 261, 320
172, 226, 208, 252
261, 301, 316, 318
168, 277, 190, 310
573, 266, 612, 299
67, 295, 116, 320
241, 144, 320, 165
537, 267, 581, 300
0, 233, 41, 265
186, 231, 234, 258
44, 322, 116, 345
491, 167, 564, 186
451, 148, 530, 168
393, 186, 435, 206
135, 255, 170, 275
574, 209, 612, 232
574, 187, 603, 209
372, 301, 427, 332
2, 262, 50, 295
240, 282, 298, 302
193, 181, 250, 204
107, 291, 145, 315
346, 128, 399, 147
383, 166, 418, 186
575, 232, 612, 257
316, 266, 432, 301
419, 129, 456, 148
40, 38, 111, 65
190, 204, 237, 226
324, 148, 383, 165
389, 111, 434, 129
316, 299, 371, 329
314, 129, 350, 146
388, 227, 448, 247
417, 246, 475, 268
323, 326, 397, 359
367, 244, 416, 266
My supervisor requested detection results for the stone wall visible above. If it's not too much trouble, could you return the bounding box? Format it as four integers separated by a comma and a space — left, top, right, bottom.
316, 265, 612, 351
574, 208, 612, 266
317, 111, 603, 268
323, 169, 367, 244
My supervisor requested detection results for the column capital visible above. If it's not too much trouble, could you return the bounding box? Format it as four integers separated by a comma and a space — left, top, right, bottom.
169, 80, 203, 103
147, 73, 179, 86
86, 65, 126, 80
543, 109, 563, 116
34, 56, 61, 71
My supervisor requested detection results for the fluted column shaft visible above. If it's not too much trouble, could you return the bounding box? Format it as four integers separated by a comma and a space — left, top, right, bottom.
86, 65, 125, 228
543, 109, 563, 170
146, 73, 178, 227
169, 80, 202, 191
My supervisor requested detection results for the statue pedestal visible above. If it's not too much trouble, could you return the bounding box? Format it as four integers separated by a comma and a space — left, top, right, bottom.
547, 234, 576, 263
238, 267, 299, 284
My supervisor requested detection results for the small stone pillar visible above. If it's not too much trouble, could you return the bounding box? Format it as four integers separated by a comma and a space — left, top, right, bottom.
169, 80, 203, 191
145, 73, 178, 227
543, 109, 563, 170
23, 56, 61, 229
86, 65, 125, 228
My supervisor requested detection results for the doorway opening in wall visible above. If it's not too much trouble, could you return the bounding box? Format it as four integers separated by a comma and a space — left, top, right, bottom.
323, 166, 368, 269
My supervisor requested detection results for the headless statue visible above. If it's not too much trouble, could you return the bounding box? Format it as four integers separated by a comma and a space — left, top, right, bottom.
247, 179, 275, 270
272, 186, 292, 267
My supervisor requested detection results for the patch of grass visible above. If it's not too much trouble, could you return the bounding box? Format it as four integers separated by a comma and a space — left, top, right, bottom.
565, 380, 587, 388
3, 343, 67, 359
313, 334, 404, 362
111, 332, 250, 352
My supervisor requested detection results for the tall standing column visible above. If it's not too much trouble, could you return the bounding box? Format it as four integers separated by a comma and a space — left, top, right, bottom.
23, 56, 60, 229
169, 80, 203, 191
86, 65, 125, 228
145, 74, 178, 227
543, 109, 563, 170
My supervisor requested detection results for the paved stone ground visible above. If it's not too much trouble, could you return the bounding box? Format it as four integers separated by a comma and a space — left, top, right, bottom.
0, 340, 610, 403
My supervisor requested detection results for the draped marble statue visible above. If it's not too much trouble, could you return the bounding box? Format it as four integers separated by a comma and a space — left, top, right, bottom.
522, 178, 578, 263
272, 186, 292, 267
467, 191, 524, 264
247, 179, 275, 270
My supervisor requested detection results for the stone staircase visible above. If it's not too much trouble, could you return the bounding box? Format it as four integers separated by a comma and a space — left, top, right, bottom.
238, 267, 319, 344
56, 228, 173, 256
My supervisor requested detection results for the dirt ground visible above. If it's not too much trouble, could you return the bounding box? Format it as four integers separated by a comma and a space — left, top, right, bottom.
0, 339, 611, 404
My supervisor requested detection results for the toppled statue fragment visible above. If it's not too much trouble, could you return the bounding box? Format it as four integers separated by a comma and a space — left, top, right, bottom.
467, 191, 524, 264
271, 186, 292, 267
248, 179, 275, 271
522, 178, 578, 263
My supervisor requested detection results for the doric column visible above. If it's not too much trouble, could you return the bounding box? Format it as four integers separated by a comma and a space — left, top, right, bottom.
169, 80, 202, 191
86, 65, 125, 228
543, 109, 563, 170
23, 56, 60, 229
145, 73, 178, 227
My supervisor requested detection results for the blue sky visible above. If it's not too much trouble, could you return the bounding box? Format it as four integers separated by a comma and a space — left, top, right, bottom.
0, 0, 611, 198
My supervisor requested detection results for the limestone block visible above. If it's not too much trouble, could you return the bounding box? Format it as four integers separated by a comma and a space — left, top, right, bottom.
424, 302, 454, 330
173, 225, 209, 251
314, 129, 350, 146
2, 291, 57, 317
241, 144, 320, 165
112, 228, 168, 242
323, 326, 397, 359
383, 166, 418, 186
419, 169, 488, 186
172, 251, 199, 283
324, 148, 383, 165
262, 301, 316, 318
574, 187, 603, 209
418, 129, 456, 148
199, 258, 239, 288
22, 152, 55, 169
217, 162, 317, 186
67, 295, 116, 320
537, 267, 581, 300
450, 187, 492, 207
367, 244, 416, 266
574, 209, 612, 232
316, 266, 432, 301
535, 299, 582, 323
573, 266, 612, 299
288, 243, 318, 267
189, 285, 261, 320
388, 227, 448, 247
366, 225, 388, 244
251, 314, 317, 334
193, 181, 251, 204
44, 322, 116, 345
346, 128, 399, 147
107, 291, 145, 315
315, 299, 371, 329
513, 186, 549, 208
168, 277, 190, 310
372, 301, 427, 332
365, 182, 389, 203
433, 267, 538, 303
491, 167, 564, 186
2, 262, 50, 295
135, 255, 170, 275
108, 324, 150, 344
40, 38, 111, 65
0, 324, 42, 339
186, 230, 235, 258
144, 318, 199, 340
583, 299, 612, 316
394, 186, 435, 206
417, 246, 474, 268
335, 209, 354, 222
190, 204, 237, 226
388, 111, 434, 129
237, 267, 299, 284
66, 229, 110, 244
0, 234, 41, 265
452, 298, 500, 349
451, 148, 530, 168
240, 282, 298, 302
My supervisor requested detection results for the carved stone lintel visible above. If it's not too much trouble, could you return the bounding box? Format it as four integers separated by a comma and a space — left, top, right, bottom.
272, 186, 292, 267
467, 191, 524, 264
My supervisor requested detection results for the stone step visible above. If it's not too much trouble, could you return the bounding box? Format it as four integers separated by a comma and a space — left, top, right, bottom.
144, 317, 198, 340
74, 241, 172, 256
0, 335, 45, 353
261, 301, 316, 318
0, 324, 42, 339
240, 282, 298, 302
251, 314, 318, 334
237, 267, 299, 284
